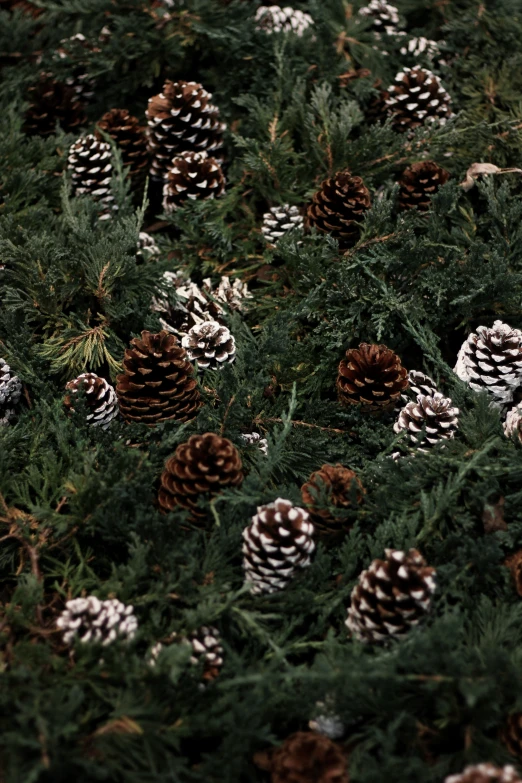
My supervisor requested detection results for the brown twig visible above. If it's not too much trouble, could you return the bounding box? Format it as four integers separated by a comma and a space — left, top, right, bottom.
253, 416, 354, 436
220, 395, 236, 435
343, 232, 399, 257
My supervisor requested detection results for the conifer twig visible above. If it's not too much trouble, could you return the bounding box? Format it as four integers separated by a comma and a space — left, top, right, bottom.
253, 416, 354, 436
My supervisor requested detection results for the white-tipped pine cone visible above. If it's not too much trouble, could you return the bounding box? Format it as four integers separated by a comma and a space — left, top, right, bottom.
162, 151, 225, 212
346, 548, 436, 643
241, 432, 269, 455
0, 358, 22, 425
206, 275, 252, 311
504, 403, 522, 442
385, 66, 453, 132
255, 5, 314, 36
149, 626, 224, 681
400, 36, 442, 61
445, 765, 522, 783
137, 231, 160, 263
393, 392, 459, 450
64, 373, 118, 429
182, 320, 236, 371
454, 320, 522, 405
68, 134, 114, 219
153, 273, 221, 336
242, 498, 315, 594
359, 0, 400, 36
261, 204, 304, 245
56, 596, 138, 646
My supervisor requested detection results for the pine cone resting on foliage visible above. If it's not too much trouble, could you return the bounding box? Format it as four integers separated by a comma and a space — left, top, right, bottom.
0, 358, 22, 425
242, 432, 269, 455
504, 713, 522, 759
385, 66, 453, 132
398, 161, 450, 210
209, 275, 252, 311
158, 433, 244, 522
454, 320, 522, 405
64, 373, 118, 429
445, 765, 522, 783
359, 0, 400, 36
68, 134, 114, 219
116, 330, 201, 425
400, 36, 442, 62
24, 73, 87, 136
504, 403, 522, 442
505, 550, 522, 596
186, 626, 224, 681
396, 369, 439, 411
137, 231, 160, 263
56, 596, 138, 646
393, 392, 459, 451
337, 342, 409, 413
255, 6, 314, 36
53, 33, 98, 101
307, 170, 371, 249
261, 204, 304, 246
301, 464, 364, 540
96, 109, 149, 182
153, 274, 222, 336
242, 498, 315, 594
182, 320, 236, 371
346, 548, 436, 643
146, 79, 226, 181
255, 731, 349, 783
163, 151, 225, 212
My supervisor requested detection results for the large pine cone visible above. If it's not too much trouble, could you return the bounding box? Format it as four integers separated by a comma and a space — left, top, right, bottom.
182, 321, 236, 372
398, 161, 450, 210
96, 109, 149, 182
337, 342, 409, 413
68, 134, 114, 219
301, 464, 364, 541
158, 433, 243, 522
346, 548, 436, 643
242, 498, 315, 594
24, 73, 87, 137
503, 713, 522, 759
64, 372, 118, 429
116, 330, 201, 425
146, 80, 226, 181
256, 731, 349, 783
445, 765, 522, 783
307, 170, 371, 249
385, 66, 453, 132
163, 151, 225, 212
454, 320, 522, 405
393, 392, 459, 451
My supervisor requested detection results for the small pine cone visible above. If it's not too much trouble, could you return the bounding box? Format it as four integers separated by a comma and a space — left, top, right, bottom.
52, 33, 98, 101
261, 205, 304, 246
359, 0, 400, 36
255, 6, 314, 36
96, 109, 149, 182
307, 170, 371, 249
337, 342, 409, 413
346, 548, 436, 643
385, 66, 453, 132
64, 372, 118, 429
56, 596, 138, 646
162, 151, 225, 212
186, 626, 224, 681
137, 231, 160, 264
0, 358, 22, 425
241, 432, 269, 455
454, 320, 522, 405
398, 161, 450, 210
504, 403, 522, 442
182, 321, 236, 372
158, 433, 244, 521
116, 330, 201, 425
146, 80, 226, 181
301, 464, 364, 541
505, 550, 522, 597
24, 73, 87, 137
68, 134, 114, 219
256, 731, 348, 783
154, 274, 222, 337
445, 765, 522, 783
393, 393, 459, 451
400, 36, 442, 63
206, 275, 252, 312
504, 714, 522, 759
396, 369, 439, 411
242, 498, 315, 595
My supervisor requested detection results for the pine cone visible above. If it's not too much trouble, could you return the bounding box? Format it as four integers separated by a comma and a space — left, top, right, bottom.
504, 403, 522, 442
207, 275, 251, 311
393, 392, 459, 451
116, 330, 201, 425
261, 204, 304, 245
346, 548, 436, 643
158, 433, 244, 521
301, 464, 364, 541
153, 274, 223, 337
241, 432, 269, 455
0, 358, 22, 425
359, 0, 400, 36
255, 6, 314, 36
56, 596, 138, 646
150, 625, 224, 681
337, 342, 409, 413
503, 714, 522, 759
256, 731, 349, 783
395, 369, 439, 413
137, 231, 160, 264
68, 134, 114, 219
182, 320, 236, 371
162, 151, 225, 212
52, 33, 98, 101
242, 498, 315, 594
385, 66, 453, 132
146, 79, 226, 181
398, 161, 450, 210
24, 73, 87, 137
505, 550, 522, 596
96, 109, 149, 182
64, 372, 118, 429
400, 36, 443, 64
307, 170, 371, 249
445, 765, 522, 783
454, 320, 522, 405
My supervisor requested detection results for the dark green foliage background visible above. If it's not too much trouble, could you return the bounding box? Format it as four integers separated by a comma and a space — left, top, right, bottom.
2, 0, 522, 780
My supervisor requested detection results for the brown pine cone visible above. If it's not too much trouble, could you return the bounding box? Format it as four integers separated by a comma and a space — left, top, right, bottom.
365, 86, 390, 125
398, 161, 450, 210
64, 372, 118, 429
116, 330, 201, 426
255, 731, 349, 783
163, 151, 225, 212
158, 433, 244, 522
0, 0, 41, 16
385, 66, 453, 132
504, 713, 522, 758
337, 342, 409, 413
96, 109, 149, 182
301, 464, 364, 541
505, 550, 522, 596
445, 765, 522, 783
24, 73, 87, 137
307, 170, 371, 249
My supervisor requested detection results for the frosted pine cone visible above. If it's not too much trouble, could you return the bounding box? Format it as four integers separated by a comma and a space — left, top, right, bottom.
400, 36, 442, 61
182, 321, 236, 371
359, 0, 400, 36
241, 432, 269, 455
0, 358, 22, 425
186, 626, 224, 681
445, 765, 522, 783
56, 596, 138, 646
255, 5, 314, 36
137, 231, 160, 263
261, 204, 304, 246
385, 66, 453, 132
68, 134, 114, 219
64, 373, 118, 429
393, 392, 459, 451
153, 274, 222, 336
504, 403, 522, 442
454, 320, 522, 405
206, 276, 252, 311
346, 548, 436, 643
242, 498, 315, 594
162, 151, 225, 212
401, 370, 439, 402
